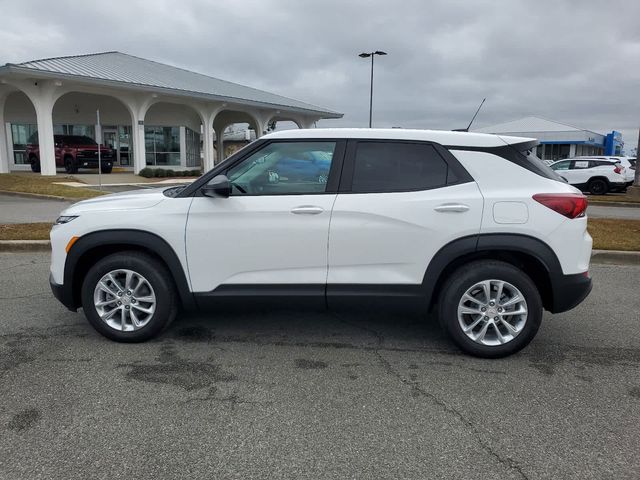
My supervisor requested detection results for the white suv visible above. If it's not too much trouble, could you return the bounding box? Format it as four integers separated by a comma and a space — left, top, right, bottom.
50, 129, 593, 358
573, 156, 635, 186
549, 158, 627, 194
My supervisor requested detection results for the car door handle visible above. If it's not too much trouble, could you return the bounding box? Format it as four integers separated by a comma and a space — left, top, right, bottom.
434, 203, 470, 213
291, 206, 324, 215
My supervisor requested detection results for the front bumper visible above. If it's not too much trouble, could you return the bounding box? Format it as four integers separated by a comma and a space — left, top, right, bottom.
49, 273, 77, 312
76, 157, 113, 169
549, 272, 592, 313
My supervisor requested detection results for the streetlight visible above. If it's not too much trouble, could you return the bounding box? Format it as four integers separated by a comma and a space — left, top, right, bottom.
359, 50, 387, 128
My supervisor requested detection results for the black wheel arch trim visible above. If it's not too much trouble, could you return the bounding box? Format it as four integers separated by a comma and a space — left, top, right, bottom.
63, 229, 195, 311
422, 233, 568, 311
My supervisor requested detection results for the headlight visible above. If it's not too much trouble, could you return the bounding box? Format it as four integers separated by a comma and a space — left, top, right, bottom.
55, 215, 78, 225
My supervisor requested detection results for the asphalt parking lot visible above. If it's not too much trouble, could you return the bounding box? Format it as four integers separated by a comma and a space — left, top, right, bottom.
1, 253, 639, 479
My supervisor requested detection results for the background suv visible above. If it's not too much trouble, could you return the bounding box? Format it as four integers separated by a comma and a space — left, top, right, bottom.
49, 129, 592, 358
573, 156, 636, 187
549, 158, 627, 194
28, 134, 114, 174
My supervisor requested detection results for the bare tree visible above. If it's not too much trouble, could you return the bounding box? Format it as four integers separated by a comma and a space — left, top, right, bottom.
635, 129, 640, 187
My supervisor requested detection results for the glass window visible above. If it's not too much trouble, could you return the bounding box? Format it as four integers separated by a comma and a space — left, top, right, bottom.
10, 124, 38, 164
144, 126, 180, 166
551, 161, 570, 171
572, 160, 590, 169
226, 141, 336, 195
185, 127, 201, 168
352, 142, 447, 193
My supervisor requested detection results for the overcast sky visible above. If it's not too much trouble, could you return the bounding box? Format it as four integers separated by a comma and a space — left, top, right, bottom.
1, 0, 638, 152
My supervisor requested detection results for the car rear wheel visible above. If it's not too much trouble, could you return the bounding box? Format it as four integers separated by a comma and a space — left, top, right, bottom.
81, 252, 178, 342
64, 156, 78, 174
438, 260, 542, 358
587, 178, 608, 195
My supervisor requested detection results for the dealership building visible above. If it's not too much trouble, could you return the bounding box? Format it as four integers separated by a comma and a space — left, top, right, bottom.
475, 116, 623, 161
0, 52, 342, 175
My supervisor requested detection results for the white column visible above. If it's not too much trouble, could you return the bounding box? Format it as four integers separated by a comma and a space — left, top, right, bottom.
298, 117, 317, 129
33, 96, 56, 176
201, 126, 214, 171
133, 117, 146, 173
569, 144, 576, 158
0, 95, 9, 173
179, 126, 187, 167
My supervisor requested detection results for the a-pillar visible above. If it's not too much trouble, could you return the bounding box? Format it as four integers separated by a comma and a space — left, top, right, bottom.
0, 94, 9, 173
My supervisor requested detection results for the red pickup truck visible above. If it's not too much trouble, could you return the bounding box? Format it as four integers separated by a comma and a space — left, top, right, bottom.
28, 134, 114, 174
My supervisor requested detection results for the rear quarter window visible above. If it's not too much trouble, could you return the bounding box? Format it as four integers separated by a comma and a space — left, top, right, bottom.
351, 142, 449, 193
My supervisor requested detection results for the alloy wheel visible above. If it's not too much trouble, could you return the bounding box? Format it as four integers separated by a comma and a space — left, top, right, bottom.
457, 279, 528, 346
93, 269, 156, 332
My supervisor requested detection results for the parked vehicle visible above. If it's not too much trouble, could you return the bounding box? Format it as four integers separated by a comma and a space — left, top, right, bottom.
50, 129, 592, 358
572, 156, 635, 186
27, 134, 114, 174
549, 158, 627, 194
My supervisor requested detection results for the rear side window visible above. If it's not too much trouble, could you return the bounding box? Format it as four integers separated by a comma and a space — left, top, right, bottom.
572, 160, 591, 169
352, 142, 448, 193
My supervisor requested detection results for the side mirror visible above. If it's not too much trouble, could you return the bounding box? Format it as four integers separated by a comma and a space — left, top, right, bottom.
201, 174, 231, 198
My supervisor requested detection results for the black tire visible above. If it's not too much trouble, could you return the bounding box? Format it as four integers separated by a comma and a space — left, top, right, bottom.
81, 251, 178, 342
100, 164, 113, 174
438, 260, 543, 358
588, 178, 608, 195
30, 156, 41, 173
64, 156, 78, 174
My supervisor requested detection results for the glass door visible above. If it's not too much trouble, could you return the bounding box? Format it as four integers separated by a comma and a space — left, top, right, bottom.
102, 128, 119, 164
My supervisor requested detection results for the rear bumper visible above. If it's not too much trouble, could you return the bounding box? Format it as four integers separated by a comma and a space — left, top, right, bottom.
50, 273, 77, 312
549, 272, 592, 313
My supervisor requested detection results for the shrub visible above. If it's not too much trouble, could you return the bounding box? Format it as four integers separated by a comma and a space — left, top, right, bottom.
154, 169, 167, 178
139, 167, 154, 178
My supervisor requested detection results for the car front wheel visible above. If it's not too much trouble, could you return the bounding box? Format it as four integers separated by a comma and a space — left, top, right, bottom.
81, 252, 178, 342
438, 260, 542, 358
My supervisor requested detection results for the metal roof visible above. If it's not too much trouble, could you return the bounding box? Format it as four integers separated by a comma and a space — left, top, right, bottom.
475, 116, 601, 136
1, 51, 341, 117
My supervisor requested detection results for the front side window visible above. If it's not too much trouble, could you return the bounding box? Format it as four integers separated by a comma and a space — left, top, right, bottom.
351, 142, 448, 193
226, 141, 336, 195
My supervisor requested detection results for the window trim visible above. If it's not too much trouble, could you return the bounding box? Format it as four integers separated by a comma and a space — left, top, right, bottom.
182, 138, 347, 197
339, 139, 473, 194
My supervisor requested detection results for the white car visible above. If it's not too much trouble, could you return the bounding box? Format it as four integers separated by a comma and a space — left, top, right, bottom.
573, 156, 635, 186
549, 158, 627, 194
50, 128, 593, 358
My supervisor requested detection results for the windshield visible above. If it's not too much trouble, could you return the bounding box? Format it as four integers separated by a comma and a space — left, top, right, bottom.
57, 135, 97, 145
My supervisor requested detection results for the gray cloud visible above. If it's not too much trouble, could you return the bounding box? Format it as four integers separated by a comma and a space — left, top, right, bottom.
1, 0, 638, 149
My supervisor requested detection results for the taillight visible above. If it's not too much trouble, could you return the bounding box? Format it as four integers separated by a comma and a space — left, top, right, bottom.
533, 193, 588, 219
613, 166, 621, 174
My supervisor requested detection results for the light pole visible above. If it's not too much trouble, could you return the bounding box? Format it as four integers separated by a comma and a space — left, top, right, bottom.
359, 50, 387, 127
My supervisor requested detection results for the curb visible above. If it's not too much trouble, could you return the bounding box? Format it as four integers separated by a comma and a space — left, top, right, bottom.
589, 200, 640, 209
0, 240, 50, 252
0, 190, 71, 202
590, 249, 640, 265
